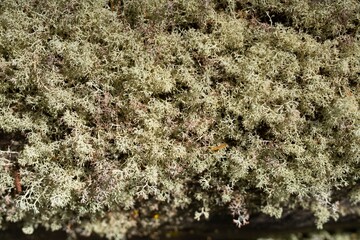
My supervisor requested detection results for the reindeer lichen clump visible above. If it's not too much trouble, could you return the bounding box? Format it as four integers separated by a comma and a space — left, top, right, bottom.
0, 0, 359, 239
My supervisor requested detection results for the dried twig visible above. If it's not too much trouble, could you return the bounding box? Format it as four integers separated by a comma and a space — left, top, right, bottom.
0, 150, 22, 194
13, 167, 22, 194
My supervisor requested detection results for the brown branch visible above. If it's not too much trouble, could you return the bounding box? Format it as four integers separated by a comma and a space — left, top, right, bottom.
0, 150, 22, 194
13, 167, 22, 194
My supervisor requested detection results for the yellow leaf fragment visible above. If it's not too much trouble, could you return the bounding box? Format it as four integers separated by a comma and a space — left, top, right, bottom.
209, 143, 228, 151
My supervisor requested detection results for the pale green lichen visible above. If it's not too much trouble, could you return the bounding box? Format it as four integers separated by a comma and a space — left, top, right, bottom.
0, 0, 359, 239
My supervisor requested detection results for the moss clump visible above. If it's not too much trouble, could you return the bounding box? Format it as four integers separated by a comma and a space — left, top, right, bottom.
0, 0, 359, 239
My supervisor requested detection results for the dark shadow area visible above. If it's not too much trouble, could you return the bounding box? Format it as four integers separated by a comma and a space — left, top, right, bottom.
1, 212, 360, 240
